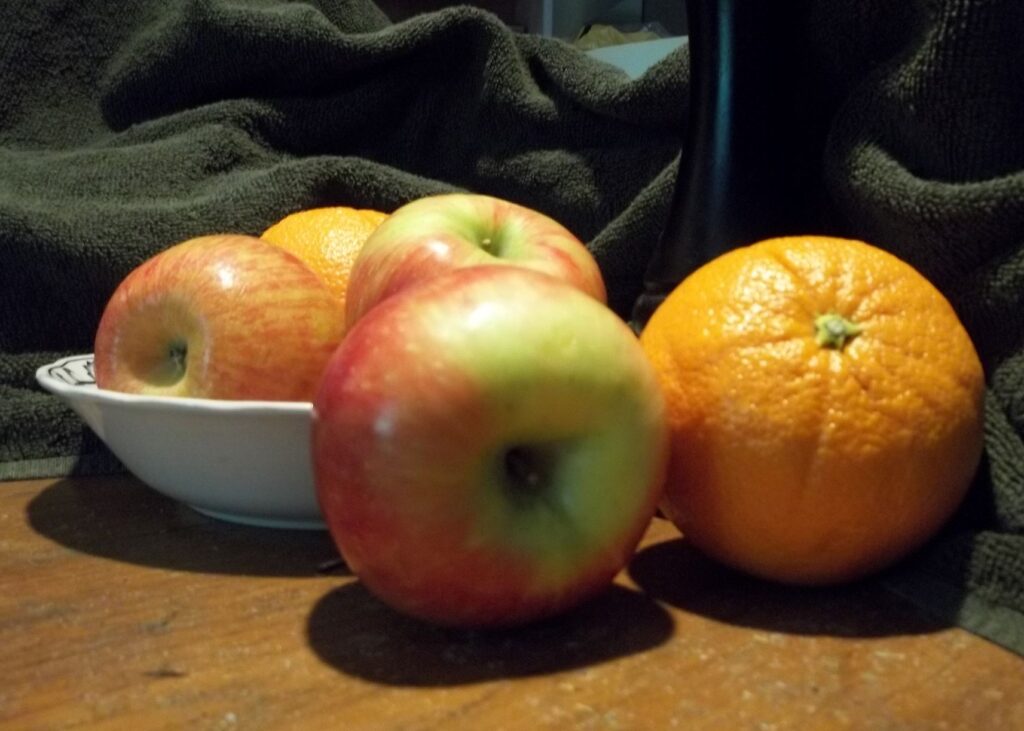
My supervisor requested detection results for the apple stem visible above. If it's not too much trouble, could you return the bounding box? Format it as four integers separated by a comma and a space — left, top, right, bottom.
168, 339, 188, 377
146, 339, 188, 387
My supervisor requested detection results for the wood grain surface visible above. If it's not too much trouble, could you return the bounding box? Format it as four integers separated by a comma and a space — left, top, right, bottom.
2, 475, 1021, 730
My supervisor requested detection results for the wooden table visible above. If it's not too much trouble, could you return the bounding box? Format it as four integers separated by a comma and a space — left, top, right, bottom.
2, 475, 1022, 730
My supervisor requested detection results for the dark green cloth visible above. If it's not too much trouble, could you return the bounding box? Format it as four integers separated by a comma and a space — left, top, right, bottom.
2, 1, 1022, 653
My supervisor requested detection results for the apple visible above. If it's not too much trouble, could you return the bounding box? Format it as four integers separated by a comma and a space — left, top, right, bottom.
94, 234, 347, 402
344, 193, 606, 328
313, 265, 668, 628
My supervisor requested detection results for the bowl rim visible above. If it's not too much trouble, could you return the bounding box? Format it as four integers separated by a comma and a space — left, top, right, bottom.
36, 354, 314, 415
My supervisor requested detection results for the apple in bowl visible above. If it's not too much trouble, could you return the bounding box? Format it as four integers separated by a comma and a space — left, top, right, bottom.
94, 234, 347, 402
345, 193, 606, 328
313, 265, 668, 628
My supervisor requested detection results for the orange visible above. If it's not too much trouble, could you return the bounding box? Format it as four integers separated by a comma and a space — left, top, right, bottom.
261, 206, 389, 314
639, 235, 986, 585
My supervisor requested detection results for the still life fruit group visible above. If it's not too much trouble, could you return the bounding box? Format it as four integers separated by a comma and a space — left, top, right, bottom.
88, 195, 987, 628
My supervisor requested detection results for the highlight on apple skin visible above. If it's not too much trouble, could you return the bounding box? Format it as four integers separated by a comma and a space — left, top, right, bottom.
313, 265, 668, 628
94, 234, 347, 402
345, 193, 607, 329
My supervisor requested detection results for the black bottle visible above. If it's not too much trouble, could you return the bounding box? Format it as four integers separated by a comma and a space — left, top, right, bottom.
632, 0, 825, 328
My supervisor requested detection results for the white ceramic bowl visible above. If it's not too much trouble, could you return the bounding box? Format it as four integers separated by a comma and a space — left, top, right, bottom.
36, 354, 324, 530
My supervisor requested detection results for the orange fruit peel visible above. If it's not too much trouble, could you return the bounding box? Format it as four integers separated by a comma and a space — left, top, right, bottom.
261, 206, 388, 316
639, 235, 986, 585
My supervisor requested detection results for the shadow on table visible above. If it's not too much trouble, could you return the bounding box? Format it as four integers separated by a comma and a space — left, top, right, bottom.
627, 535, 950, 638
306, 581, 674, 686
26, 476, 344, 578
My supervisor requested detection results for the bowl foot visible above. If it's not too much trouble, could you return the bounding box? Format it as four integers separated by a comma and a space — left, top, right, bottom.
190, 505, 327, 531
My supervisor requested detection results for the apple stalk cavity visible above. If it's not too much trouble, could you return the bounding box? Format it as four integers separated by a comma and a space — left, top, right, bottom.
150, 339, 188, 386
499, 443, 560, 503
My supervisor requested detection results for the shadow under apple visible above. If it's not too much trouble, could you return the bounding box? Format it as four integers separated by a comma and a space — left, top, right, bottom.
26, 475, 344, 578
306, 581, 674, 686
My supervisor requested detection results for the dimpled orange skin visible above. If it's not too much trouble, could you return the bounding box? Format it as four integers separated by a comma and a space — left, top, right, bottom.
261, 206, 388, 315
639, 236, 986, 585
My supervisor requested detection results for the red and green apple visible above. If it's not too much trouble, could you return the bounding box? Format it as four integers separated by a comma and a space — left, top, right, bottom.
344, 193, 606, 328
313, 265, 668, 628
94, 234, 347, 402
